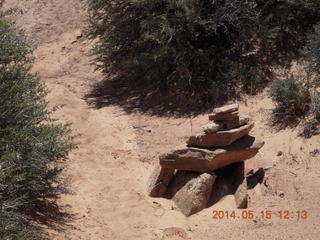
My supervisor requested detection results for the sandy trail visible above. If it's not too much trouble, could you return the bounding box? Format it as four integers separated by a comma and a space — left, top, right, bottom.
5, 1, 320, 239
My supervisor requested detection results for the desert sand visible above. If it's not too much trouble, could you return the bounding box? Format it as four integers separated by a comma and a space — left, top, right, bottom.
5, 0, 320, 239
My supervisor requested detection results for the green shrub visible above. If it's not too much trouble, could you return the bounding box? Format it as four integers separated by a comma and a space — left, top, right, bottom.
256, 0, 320, 53
0, 3, 76, 239
300, 92, 320, 137
86, 0, 320, 103
269, 74, 310, 115
296, 21, 320, 136
87, 0, 263, 97
304, 23, 320, 87
312, 92, 320, 120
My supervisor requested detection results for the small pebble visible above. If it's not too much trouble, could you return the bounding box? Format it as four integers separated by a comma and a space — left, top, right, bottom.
278, 190, 284, 198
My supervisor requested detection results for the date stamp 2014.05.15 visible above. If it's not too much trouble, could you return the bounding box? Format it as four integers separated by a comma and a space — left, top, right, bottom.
212, 210, 308, 220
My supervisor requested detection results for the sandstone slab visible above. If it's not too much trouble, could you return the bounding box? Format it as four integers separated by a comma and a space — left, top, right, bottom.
215, 117, 249, 131
202, 117, 249, 134
212, 104, 239, 114
171, 172, 217, 216
160, 135, 264, 172
147, 165, 175, 197
187, 123, 254, 147
201, 122, 221, 134
209, 111, 239, 121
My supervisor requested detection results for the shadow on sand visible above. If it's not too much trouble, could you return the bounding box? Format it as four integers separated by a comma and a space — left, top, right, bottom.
84, 76, 233, 117
24, 200, 76, 232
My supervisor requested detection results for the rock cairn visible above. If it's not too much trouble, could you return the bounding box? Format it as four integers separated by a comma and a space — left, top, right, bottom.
147, 104, 264, 216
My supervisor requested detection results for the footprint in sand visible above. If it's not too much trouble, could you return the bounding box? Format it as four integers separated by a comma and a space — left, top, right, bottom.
161, 227, 189, 240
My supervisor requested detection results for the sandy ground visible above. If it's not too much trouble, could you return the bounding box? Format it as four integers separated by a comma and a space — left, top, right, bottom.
5, 0, 320, 239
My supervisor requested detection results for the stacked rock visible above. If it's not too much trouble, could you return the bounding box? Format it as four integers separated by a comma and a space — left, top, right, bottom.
147, 104, 264, 216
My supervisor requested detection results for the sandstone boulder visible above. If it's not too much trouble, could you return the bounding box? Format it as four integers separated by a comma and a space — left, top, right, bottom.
187, 123, 254, 147
166, 171, 199, 198
234, 180, 248, 209
160, 135, 264, 172
147, 165, 175, 197
210, 162, 245, 205
171, 172, 217, 216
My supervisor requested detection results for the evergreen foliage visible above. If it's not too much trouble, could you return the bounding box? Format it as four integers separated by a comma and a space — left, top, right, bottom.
0, 2, 76, 239
87, 0, 320, 102
87, 0, 260, 95
304, 22, 320, 122
305, 23, 320, 86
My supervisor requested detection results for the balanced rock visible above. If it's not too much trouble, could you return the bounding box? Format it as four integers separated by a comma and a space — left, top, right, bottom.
147, 165, 175, 197
160, 135, 264, 172
170, 171, 217, 216
148, 103, 264, 216
187, 123, 254, 147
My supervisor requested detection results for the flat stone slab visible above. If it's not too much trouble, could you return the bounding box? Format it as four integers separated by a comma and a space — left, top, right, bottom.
202, 122, 221, 134
215, 117, 249, 131
209, 111, 239, 121
171, 172, 217, 216
212, 104, 239, 114
202, 117, 249, 134
147, 165, 175, 197
160, 135, 264, 172
187, 123, 254, 147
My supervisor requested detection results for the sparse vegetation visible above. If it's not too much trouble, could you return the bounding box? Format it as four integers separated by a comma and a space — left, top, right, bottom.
269, 20, 320, 136
0, 2, 76, 239
300, 119, 320, 138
